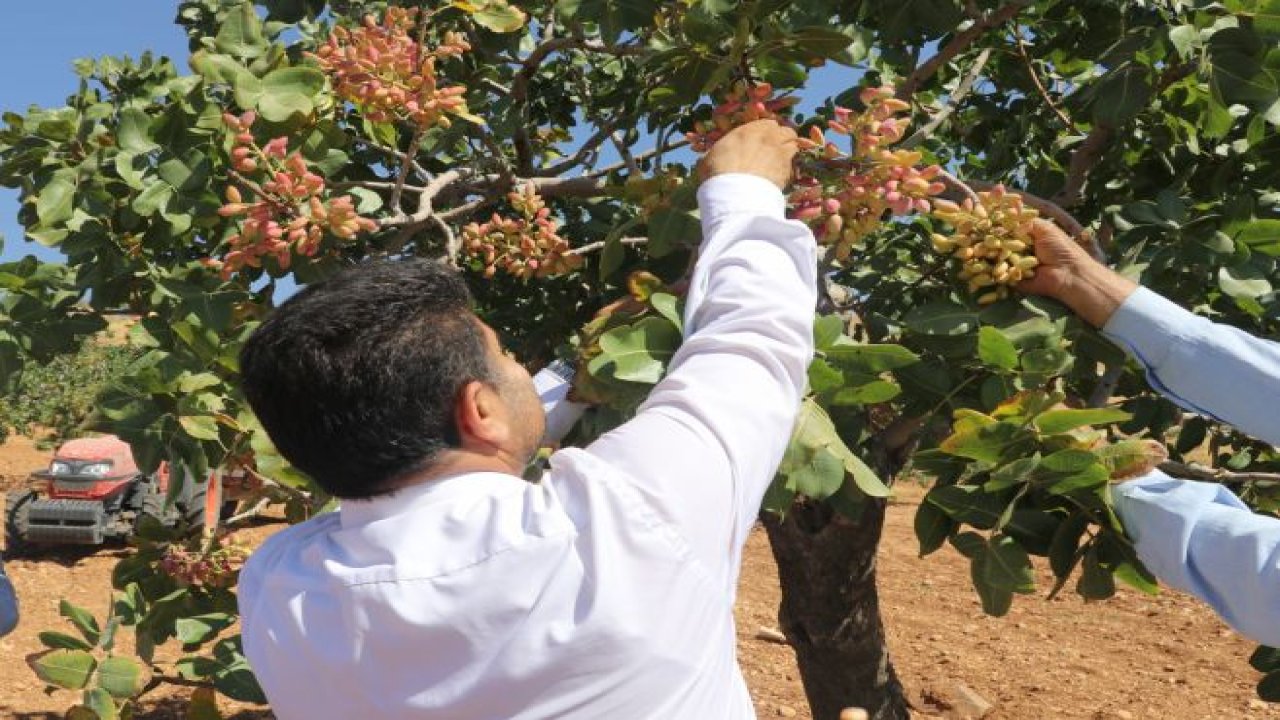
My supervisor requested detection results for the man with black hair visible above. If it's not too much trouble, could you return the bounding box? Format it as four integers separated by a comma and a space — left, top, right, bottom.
237, 119, 813, 719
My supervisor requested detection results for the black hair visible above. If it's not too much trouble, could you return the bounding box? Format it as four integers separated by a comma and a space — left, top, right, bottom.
239, 259, 493, 499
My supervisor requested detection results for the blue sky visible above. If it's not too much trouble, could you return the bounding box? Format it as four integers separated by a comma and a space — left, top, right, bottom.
0, 3, 191, 264
0, 4, 858, 268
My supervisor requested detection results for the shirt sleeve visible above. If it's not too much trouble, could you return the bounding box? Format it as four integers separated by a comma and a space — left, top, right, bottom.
1102, 287, 1280, 446
583, 173, 817, 582
1113, 472, 1280, 647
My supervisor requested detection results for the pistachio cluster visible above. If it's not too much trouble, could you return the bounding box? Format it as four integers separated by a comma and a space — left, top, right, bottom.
930, 186, 1040, 305
461, 186, 583, 280
215, 112, 376, 278
311, 7, 473, 127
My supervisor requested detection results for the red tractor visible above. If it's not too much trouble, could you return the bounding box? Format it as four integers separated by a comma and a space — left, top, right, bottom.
4, 435, 228, 554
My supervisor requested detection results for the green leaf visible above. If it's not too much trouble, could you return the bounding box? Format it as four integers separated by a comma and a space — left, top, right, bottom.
1045, 463, 1110, 495
262, 66, 326, 99
590, 316, 682, 384
780, 444, 846, 499
940, 422, 1035, 464
117, 108, 158, 153
1259, 670, 1280, 702
36, 177, 76, 225
985, 455, 1039, 492
258, 91, 314, 124
645, 208, 700, 257
97, 655, 148, 699
1113, 560, 1160, 596
648, 292, 683, 332
1097, 439, 1168, 480
828, 380, 901, 406
1049, 512, 1090, 578
131, 182, 174, 217
176, 613, 236, 646
1076, 546, 1116, 600
1033, 407, 1131, 434
1092, 66, 1153, 126
29, 649, 97, 690
1250, 645, 1280, 672
1041, 449, 1099, 473
914, 500, 954, 557
814, 315, 845, 351
1219, 264, 1273, 298
926, 485, 1004, 529
216, 1, 269, 58
807, 359, 844, 395
179, 415, 222, 441
60, 599, 102, 646
1230, 219, 1280, 255
904, 301, 978, 336
823, 343, 920, 372
785, 398, 890, 498
39, 631, 93, 651
977, 326, 1018, 371
970, 544, 1014, 617
983, 535, 1036, 593
82, 687, 118, 720
463, 0, 529, 32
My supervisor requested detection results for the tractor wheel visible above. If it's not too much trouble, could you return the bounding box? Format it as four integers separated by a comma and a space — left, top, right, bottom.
136, 483, 172, 530
182, 474, 225, 536
5, 490, 35, 558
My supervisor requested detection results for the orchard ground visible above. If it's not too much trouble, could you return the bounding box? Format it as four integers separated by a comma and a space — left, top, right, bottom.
0, 434, 1273, 720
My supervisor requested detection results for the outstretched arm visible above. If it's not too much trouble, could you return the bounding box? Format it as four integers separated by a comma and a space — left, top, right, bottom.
1022, 219, 1280, 646
1020, 220, 1280, 445
584, 121, 817, 578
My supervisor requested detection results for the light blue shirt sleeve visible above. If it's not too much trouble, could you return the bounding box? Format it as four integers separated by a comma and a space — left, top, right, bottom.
1104, 287, 1280, 646
0, 559, 17, 637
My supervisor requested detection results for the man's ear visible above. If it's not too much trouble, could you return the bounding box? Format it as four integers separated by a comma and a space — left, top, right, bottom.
454, 380, 506, 450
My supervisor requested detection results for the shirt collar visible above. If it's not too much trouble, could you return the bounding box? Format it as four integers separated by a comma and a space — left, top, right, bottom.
338, 471, 527, 529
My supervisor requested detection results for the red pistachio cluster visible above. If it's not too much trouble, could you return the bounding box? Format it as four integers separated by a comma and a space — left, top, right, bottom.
690, 83, 1035, 303
213, 111, 376, 278
311, 7, 473, 127
157, 541, 249, 589
686, 83, 800, 152
461, 186, 583, 280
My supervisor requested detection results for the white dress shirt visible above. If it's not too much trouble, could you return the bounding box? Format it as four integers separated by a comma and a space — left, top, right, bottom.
1104, 287, 1280, 646
237, 173, 818, 719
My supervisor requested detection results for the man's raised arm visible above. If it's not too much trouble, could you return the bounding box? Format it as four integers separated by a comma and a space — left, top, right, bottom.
583, 121, 817, 575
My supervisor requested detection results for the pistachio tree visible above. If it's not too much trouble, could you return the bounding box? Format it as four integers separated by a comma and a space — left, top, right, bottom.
2, 1, 1279, 717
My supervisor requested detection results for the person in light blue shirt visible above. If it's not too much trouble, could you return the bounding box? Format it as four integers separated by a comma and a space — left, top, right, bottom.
1023, 220, 1280, 648
0, 555, 18, 637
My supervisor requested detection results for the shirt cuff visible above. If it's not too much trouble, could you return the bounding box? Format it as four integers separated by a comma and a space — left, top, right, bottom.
1101, 286, 1203, 370
696, 174, 787, 228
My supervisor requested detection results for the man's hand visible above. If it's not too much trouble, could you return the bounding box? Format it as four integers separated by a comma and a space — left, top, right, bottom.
699, 119, 799, 190
1018, 219, 1138, 328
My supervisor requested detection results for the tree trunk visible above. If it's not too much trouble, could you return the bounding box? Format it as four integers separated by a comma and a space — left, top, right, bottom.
762, 497, 908, 720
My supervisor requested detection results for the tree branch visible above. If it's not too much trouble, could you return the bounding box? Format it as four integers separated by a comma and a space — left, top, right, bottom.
538, 117, 621, 176
1015, 31, 1079, 134
1051, 123, 1113, 210
902, 48, 992, 149
389, 126, 427, 219
1159, 460, 1280, 487
896, 2, 1026, 99
587, 138, 691, 178
566, 236, 648, 256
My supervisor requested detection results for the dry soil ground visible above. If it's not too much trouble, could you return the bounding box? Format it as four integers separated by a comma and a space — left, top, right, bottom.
0, 434, 1276, 719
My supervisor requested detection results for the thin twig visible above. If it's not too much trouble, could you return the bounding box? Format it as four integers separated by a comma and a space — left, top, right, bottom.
902, 48, 993, 148
1160, 460, 1280, 487
611, 132, 642, 175
896, 2, 1026, 99
565, 236, 648, 256
587, 138, 691, 178
539, 117, 621, 176
225, 497, 271, 526
331, 180, 425, 194
1015, 31, 1079, 133
389, 127, 427, 219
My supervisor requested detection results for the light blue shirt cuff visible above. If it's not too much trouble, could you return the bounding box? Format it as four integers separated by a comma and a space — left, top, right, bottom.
1114, 472, 1280, 647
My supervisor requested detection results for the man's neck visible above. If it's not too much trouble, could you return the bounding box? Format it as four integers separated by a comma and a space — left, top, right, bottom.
393, 450, 525, 492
